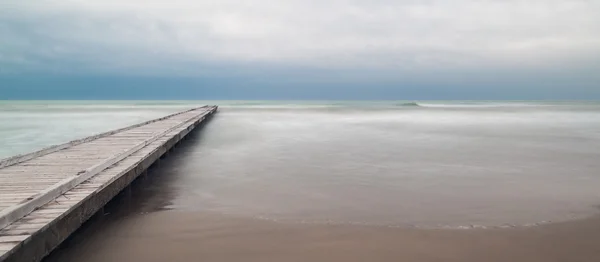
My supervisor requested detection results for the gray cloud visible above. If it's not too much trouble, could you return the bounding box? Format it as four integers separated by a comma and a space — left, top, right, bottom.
1, 0, 600, 75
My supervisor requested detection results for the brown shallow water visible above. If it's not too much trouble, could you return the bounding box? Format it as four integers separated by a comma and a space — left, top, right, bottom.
46, 210, 600, 262
44, 104, 600, 261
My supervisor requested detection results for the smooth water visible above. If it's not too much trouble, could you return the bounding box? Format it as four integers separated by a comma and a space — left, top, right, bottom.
2, 100, 600, 227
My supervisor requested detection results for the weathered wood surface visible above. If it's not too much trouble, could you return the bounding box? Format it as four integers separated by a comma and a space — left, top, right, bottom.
0, 105, 217, 261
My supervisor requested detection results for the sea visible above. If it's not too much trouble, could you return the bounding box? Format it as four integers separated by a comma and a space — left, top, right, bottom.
2, 100, 600, 228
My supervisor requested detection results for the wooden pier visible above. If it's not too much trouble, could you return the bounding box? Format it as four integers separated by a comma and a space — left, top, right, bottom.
0, 105, 218, 262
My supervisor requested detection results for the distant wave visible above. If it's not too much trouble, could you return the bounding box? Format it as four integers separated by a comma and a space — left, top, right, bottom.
396, 102, 421, 107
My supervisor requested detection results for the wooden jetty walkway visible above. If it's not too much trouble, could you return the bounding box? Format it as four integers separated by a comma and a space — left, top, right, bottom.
0, 105, 218, 262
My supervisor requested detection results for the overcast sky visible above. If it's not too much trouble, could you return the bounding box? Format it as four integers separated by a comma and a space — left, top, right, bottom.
1, 0, 599, 99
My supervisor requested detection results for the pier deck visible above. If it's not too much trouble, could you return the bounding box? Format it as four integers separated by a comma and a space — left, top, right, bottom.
0, 106, 217, 262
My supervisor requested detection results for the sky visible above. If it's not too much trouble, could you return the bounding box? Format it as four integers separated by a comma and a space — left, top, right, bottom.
1, 0, 599, 100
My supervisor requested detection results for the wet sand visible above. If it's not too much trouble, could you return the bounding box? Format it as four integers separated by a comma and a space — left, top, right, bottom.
46, 210, 600, 262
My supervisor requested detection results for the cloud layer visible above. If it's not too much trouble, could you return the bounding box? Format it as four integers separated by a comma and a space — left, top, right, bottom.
2, 0, 600, 76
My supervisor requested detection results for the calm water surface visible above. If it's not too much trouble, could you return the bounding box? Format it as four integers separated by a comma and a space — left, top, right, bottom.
3, 100, 600, 227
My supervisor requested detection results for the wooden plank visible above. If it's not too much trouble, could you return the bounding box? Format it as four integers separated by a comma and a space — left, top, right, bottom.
24, 156, 109, 162
0, 228, 36, 236
0, 176, 60, 180
0, 182, 63, 186
0, 242, 16, 252
0, 235, 29, 243
30, 208, 69, 215
0, 193, 46, 197
0, 181, 63, 185
0, 197, 38, 202
1, 222, 46, 231
0, 167, 82, 172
